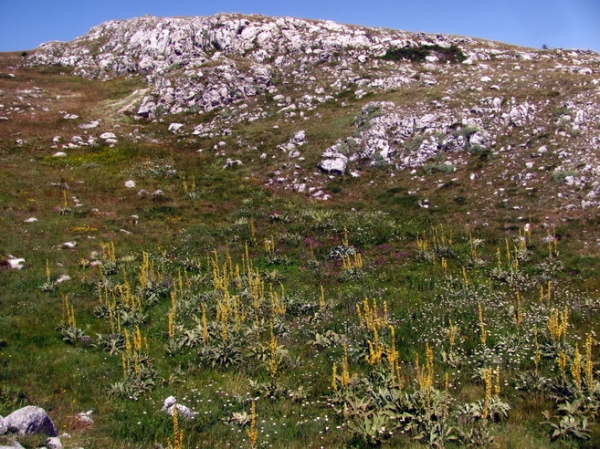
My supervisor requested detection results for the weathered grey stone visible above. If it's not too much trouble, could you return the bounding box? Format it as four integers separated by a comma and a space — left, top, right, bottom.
5, 256, 25, 270
291, 130, 306, 145
3, 406, 57, 437
318, 147, 347, 174
223, 158, 243, 168
161, 396, 197, 420
168, 123, 184, 133
99, 132, 117, 140
46, 437, 63, 449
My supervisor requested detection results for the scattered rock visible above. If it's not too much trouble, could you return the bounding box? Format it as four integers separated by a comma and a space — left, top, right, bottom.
99, 132, 118, 145
318, 144, 348, 175
71, 411, 94, 429
79, 120, 100, 129
168, 123, 184, 134
2, 406, 57, 437
161, 396, 197, 420
223, 158, 243, 168
55, 275, 71, 284
46, 437, 63, 449
5, 256, 25, 270
291, 130, 306, 145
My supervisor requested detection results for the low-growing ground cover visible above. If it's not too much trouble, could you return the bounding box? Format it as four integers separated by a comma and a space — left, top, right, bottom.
1, 47, 600, 449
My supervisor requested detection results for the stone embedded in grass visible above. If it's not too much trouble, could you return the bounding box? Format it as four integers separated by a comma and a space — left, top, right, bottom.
124, 180, 136, 188
79, 120, 100, 129
168, 123, 184, 133
5, 255, 25, 270
223, 158, 243, 169
62, 241, 77, 249
99, 132, 117, 146
55, 274, 71, 284
76, 410, 94, 427
46, 437, 63, 449
2, 405, 57, 437
52, 152, 67, 157
24, 217, 38, 223
318, 146, 347, 175
292, 130, 306, 146
161, 396, 197, 420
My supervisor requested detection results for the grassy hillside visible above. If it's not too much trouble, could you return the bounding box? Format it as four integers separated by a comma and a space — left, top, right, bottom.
1, 40, 600, 449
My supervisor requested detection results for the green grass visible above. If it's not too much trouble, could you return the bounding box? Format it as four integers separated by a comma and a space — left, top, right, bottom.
2, 44, 600, 449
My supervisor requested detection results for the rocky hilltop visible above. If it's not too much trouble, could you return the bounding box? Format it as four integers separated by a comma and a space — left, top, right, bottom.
18, 13, 600, 213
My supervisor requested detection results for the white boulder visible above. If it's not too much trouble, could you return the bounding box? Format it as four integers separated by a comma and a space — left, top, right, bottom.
2, 406, 57, 437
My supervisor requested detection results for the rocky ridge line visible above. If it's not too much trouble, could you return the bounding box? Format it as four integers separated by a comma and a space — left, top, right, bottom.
23, 14, 600, 211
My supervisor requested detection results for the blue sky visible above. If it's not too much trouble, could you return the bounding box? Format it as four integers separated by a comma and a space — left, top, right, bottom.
0, 0, 598, 53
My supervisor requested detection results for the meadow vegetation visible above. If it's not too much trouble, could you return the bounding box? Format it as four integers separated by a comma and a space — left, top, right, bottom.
1, 50, 600, 449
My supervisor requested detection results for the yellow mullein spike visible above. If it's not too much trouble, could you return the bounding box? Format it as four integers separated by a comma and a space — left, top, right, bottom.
478, 303, 487, 345
558, 351, 568, 377
134, 326, 142, 352
269, 329, 278, 379
495, 367, 501, 396
168, 312, 175, 339
319, 285, 325, 310
586, 334, 594, 392
426, 343, 434, 385
341, 345, 350, 388
482, 368, 493, 420
514, 292, 523, 328
332, 363, 338, 392
45, 259, 51, 283
246, 401, 258, 449
571, 344, 582, 393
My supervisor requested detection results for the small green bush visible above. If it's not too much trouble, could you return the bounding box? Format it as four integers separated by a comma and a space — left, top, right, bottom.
382, 44, 467, 63
423, 163, 456, 174
403, 136, 427, 152
551, 170, 579, 183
